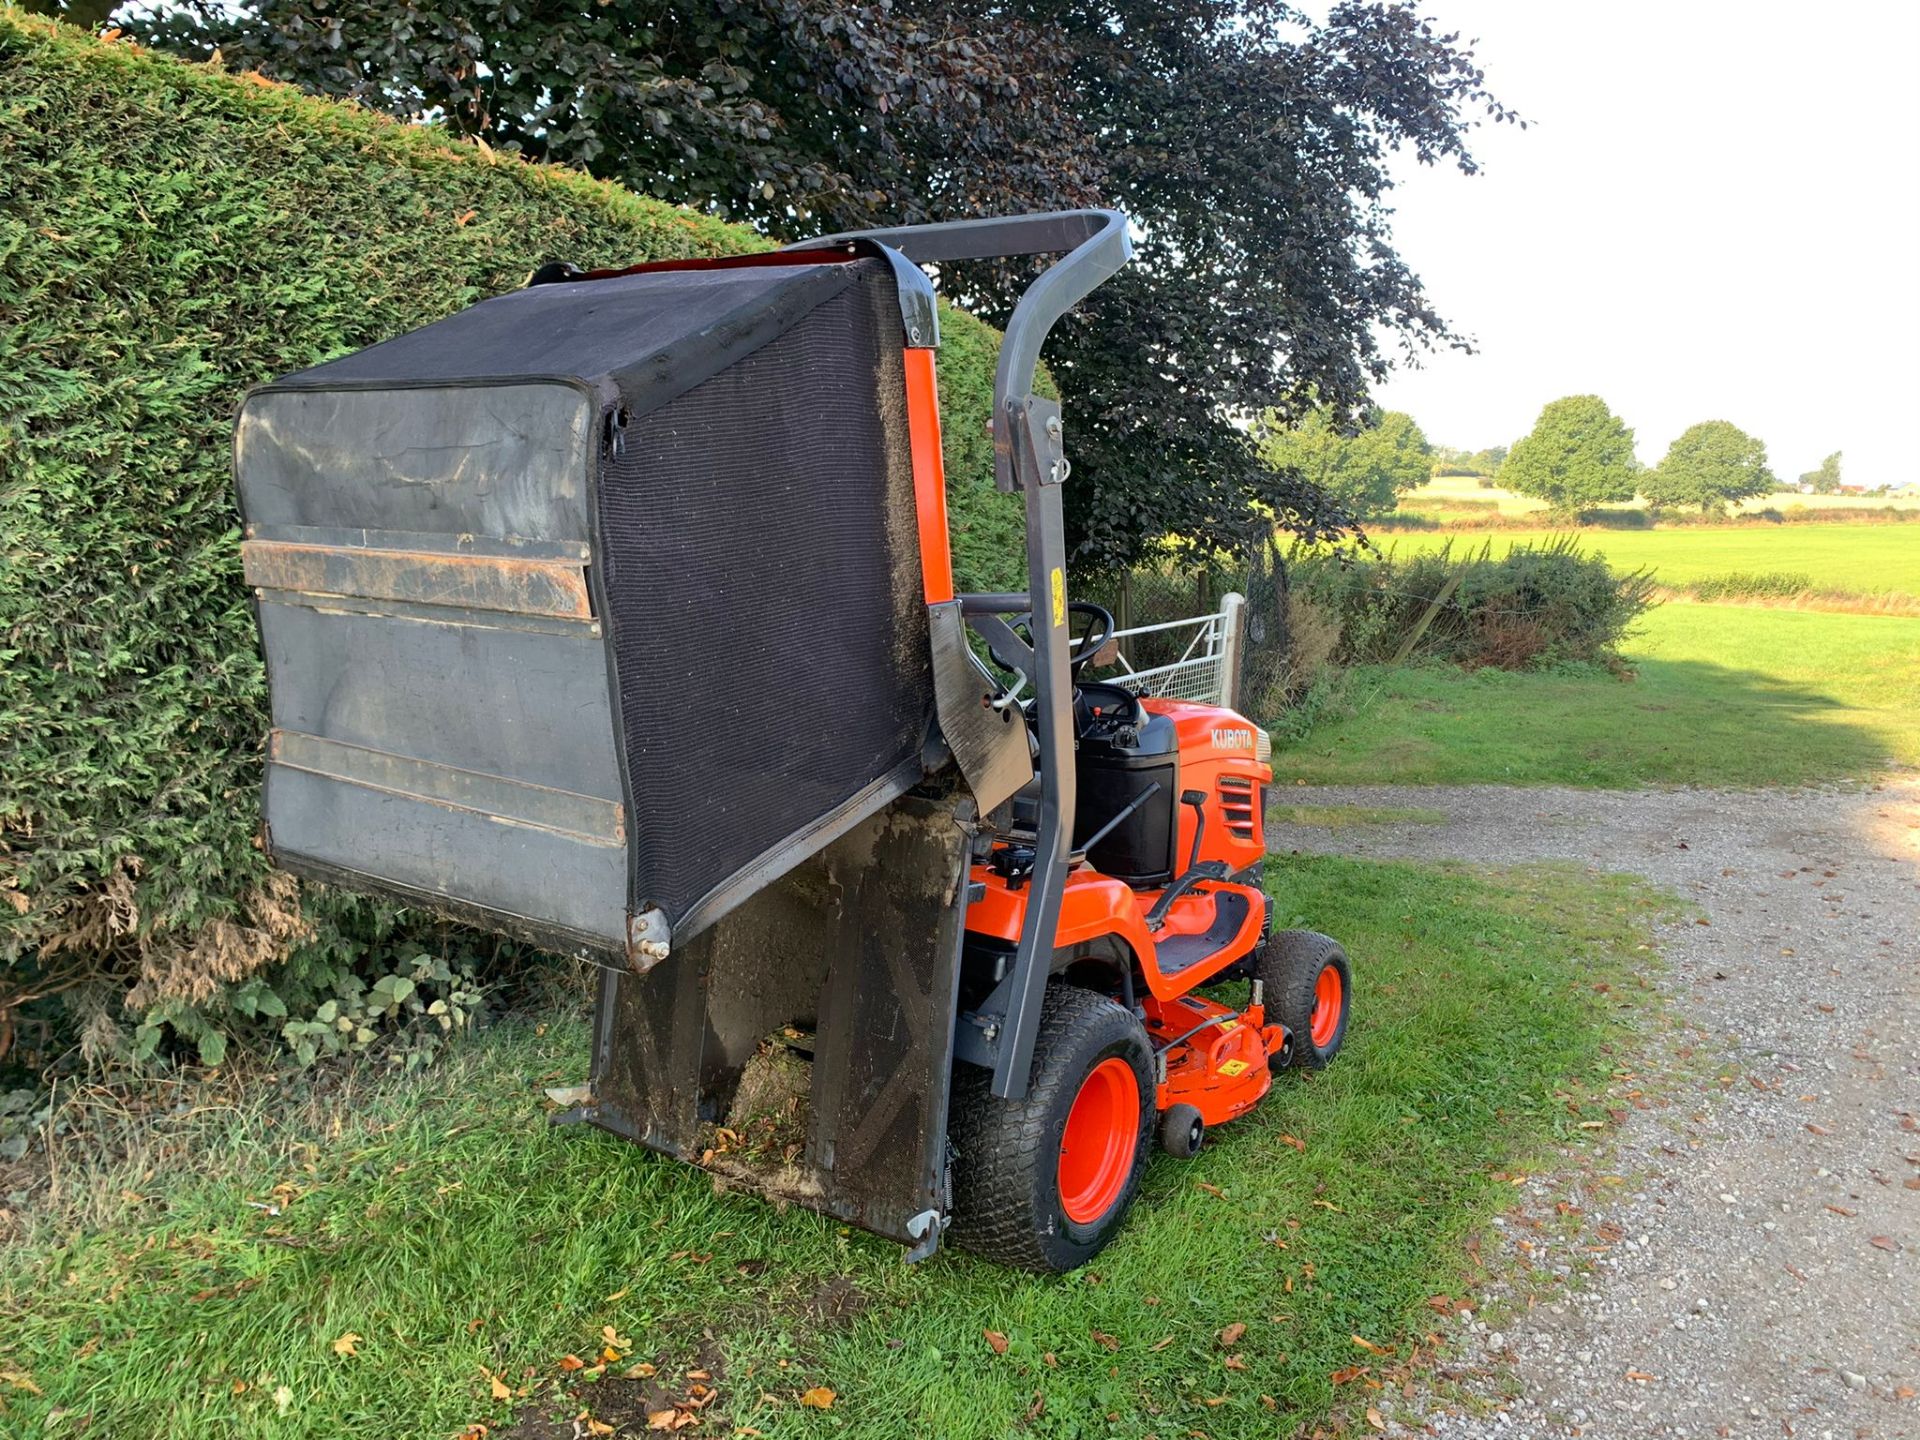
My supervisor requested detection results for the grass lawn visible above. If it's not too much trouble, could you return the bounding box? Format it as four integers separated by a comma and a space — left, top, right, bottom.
0, 858, 1665, 1440
1275, 604, 1920, 788
1373, 524, 1920, 596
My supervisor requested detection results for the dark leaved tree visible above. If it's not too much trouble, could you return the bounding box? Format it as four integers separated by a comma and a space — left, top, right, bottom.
130, 0, 1513, 571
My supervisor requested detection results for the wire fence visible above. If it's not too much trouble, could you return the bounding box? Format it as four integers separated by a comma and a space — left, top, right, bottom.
1076, 545, 1284, 713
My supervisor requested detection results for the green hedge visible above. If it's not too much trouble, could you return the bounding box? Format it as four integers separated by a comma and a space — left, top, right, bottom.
0, 15, 1021, 1068
1290, 536, 1658, 670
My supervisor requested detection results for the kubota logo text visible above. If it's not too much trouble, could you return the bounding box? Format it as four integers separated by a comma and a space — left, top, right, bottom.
1212, 727, 1253, 750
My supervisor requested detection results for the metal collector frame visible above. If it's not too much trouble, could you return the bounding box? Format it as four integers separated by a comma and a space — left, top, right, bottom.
788, 209, 1134, 1099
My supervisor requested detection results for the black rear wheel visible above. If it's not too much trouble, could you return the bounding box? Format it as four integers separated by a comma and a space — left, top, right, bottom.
1255, 930, 1352, 1069
947, 985, 1153, 1272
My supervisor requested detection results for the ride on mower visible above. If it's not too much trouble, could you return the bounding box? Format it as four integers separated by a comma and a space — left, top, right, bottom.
234, 208, 1353, 1272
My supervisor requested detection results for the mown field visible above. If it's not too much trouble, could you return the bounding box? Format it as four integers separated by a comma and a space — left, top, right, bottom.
1403, 474, 1920, 519
1373, 523, 1920, 597
0, 859, 1664, 1440
1277, 565, 1920, 789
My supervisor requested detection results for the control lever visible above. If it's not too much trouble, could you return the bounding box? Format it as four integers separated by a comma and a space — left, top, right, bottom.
1142, 792, 1229, 933
1180, 788, 1207, 872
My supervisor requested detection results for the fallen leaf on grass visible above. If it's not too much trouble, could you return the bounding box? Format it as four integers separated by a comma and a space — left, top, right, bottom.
1223, 1355, 1247, 1371
799, 1387, 836, 1410
645, 1409, 681, 1431
1352, 1334, 1393, 1357
604, 1287, 630, 1303
1196, 1181, 1226, 1198
583, 1418, 614, 1437
485, 1370, 511, 1401
1869, 1235, 1901, 1252
1, 1371, 43, 1396
623, 1362, 657, 1380
1149, 1336, 1175, 1352
331, 1333, 362, 1358
1365, 1407, 1386, 1432
1090, 1330, 1120, 1352
1328, 1365, 1369, 1385
602, 1325, 631, 1351
1279, 1134, 1306, 1152
1218, 1323, 1245, 1348
983, 1330, 1008, 1355
1027, 1392, 1046, 1420
557, 1354, 586, 1372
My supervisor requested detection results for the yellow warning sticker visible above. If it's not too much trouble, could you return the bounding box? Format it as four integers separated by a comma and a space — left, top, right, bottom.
1216, 1019, 1238, 1032
1050, 566, 1067, 627
1218, 1059, 1249, 1077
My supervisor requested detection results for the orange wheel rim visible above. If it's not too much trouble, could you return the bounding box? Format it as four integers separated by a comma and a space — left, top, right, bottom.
1309, 963, 1344, 1048
1058, 1057, 1140, 1224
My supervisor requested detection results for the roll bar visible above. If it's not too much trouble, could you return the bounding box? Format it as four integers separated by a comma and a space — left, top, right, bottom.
789, 209, 1134, 1101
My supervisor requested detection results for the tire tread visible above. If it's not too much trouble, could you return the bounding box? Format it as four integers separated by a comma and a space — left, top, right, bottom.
947, 986, 1150, 1271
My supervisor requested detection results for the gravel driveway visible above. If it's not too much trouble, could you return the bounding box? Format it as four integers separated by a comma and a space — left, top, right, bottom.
1268, 780, 1919, 1439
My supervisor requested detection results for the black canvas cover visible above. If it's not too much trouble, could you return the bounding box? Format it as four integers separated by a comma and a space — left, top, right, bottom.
250, 256, 934, 948
597, 269, 931, 936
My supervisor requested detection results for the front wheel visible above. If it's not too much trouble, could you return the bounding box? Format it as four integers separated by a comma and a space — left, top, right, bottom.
947, 986, 1153, 1272
1256, 930, 1352, 1069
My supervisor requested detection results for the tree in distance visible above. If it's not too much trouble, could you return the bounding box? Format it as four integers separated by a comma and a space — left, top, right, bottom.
1428, 442, 1506, 479
1799, 451, 1843, 494
1498, 395, 1639, 513
1642, 420, 1776, 513
1260, 408, 1434, 520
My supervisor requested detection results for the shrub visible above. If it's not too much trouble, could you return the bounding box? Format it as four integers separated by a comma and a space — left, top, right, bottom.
1288, 536, 1656, 670
0, 16, 1021, 1071
1687, 571, 1814, 601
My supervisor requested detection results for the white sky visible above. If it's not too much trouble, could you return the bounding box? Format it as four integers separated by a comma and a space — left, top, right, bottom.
1367, 0, 1920, 486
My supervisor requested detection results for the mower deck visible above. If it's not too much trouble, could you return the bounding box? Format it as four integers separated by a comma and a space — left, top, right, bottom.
1142, 989, 1279, 1127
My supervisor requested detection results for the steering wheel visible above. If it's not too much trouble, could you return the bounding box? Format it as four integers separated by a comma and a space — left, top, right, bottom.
995, 599, 1117, 695
1065, 601, 1116, 674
